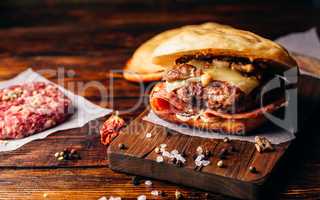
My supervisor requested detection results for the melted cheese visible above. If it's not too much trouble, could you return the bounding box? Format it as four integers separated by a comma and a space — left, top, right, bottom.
165, 77, 200, 92
204, 65, 259, 94
166, 60, 259, 94
166, 80, 186, 92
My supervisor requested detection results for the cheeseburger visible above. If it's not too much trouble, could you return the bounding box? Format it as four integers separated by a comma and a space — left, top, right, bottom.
149, 23, 297, 135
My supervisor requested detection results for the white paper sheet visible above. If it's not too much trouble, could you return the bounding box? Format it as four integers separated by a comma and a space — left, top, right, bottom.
276, 27, 320, 77
143, 111, 295, 144
0, 69, 112, 152
276, 27, 320, 59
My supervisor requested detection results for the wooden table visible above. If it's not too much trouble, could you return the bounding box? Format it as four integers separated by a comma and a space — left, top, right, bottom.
0, 2, 320, 199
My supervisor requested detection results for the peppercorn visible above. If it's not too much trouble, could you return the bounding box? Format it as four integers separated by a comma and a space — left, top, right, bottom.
132, 176, 140, 186
218, 152, 226, 160
55, 148, 81, 161
70, 149, 77, 155
175, 190, 182, 199
218, 148, 228, 159
217, 160, 224, 168
175, 160, 183, 168
223, 137, 230, 143
220, 148, 228, 155
63, 153, 69, 160
118, 143, 125, 150
170, 157, 177, 164
229, 145, 236, 152
249, 166, 257, 173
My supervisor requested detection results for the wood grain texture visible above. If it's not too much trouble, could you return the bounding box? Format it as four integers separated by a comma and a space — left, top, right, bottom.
108, 111, 290, 200
0, 167, 217, 200
0, 1, 319, 199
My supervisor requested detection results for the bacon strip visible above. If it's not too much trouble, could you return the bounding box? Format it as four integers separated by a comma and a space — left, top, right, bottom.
151, 82, 286, 120
150, 82, 188, 113
204, 99, 286, 119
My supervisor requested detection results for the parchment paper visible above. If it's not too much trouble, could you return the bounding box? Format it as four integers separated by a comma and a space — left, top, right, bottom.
144, 27, 320, 144
0, 69, 112, 152
276, 27, 320, 60
276, 27, 320, 77
143, 111, 294, 144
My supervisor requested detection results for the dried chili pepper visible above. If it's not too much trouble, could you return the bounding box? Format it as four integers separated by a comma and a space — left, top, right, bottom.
100, 111, 125, 146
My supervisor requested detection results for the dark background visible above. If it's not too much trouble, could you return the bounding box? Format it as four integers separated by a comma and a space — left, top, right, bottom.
1, 0, 319, 35
0, 0, 319, 57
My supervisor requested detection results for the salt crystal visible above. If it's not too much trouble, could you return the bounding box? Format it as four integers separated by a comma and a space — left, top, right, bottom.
175, 190, 182, 199
195, 155, 204, 162
145, 180, 152, 186
162, 151, 172, 158
98, 197, 107, 200
160, 144, 167, 148
202, 160, 211, 166
137, 195, 146, 200
159, 148, 165, 153
156, 156, 164, 163
154, 147, 160, 154
195, 160, 202, 167
196, 146, 203, 155
109, 197, 121, 200
175, 154, 186, 163
170, 149, 179, 155
151, 190, 159, 196
146, 132, 152, 138
159, 144, 167, 153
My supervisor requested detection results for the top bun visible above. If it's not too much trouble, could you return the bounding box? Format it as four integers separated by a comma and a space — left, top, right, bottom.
152, 22, 297, 70
123, 25, 193, 82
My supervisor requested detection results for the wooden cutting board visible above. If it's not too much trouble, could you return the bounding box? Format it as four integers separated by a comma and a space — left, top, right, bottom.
108, 54, 320, 200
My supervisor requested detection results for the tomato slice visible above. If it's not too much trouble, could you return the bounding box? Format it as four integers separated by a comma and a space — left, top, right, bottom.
152, 98, 171, 111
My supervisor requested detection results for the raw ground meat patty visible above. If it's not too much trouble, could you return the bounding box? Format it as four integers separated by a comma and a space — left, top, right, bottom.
0, 82, 72, 139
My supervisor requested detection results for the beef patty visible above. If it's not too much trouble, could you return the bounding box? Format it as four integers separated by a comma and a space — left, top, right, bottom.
163, 64, 202, 82
164, 61, 258, 114
171, 81, 249, 114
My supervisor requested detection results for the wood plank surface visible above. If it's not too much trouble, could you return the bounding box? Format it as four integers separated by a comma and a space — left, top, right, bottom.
0, 167, 214, 200
108, 111, 290, 200
0, 1, 319, 199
